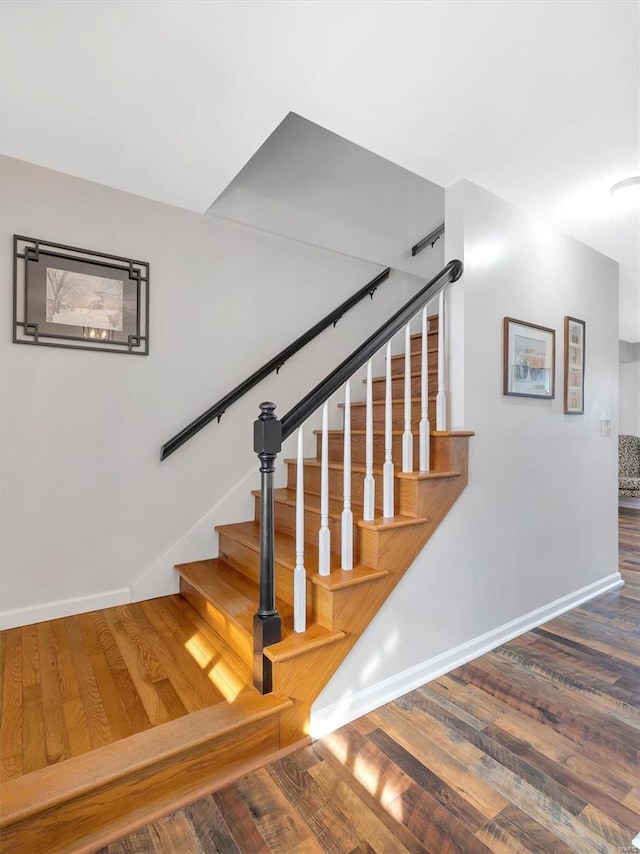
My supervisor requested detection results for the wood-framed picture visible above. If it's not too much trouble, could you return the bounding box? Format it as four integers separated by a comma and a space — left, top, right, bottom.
503, 317, 555, 399
13, 235, 149, 355
564, 316, 585, 414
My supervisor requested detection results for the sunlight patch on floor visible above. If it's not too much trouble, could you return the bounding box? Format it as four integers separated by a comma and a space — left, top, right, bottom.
322, 729, 406, 822
207, 659, 243, 702
184, 634, 214, 669
184, 631, 247, 701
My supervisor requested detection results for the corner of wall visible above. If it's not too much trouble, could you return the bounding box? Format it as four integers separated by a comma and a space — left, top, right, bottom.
131, 467, 257, 602
444, 181, 465, 430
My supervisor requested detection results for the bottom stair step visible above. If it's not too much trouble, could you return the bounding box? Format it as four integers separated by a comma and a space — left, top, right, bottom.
0, 691, 295, 854
176, 558, 345, 673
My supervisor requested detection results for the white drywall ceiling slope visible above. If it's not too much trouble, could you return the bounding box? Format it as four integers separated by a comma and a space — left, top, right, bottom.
1, 0, 638, 338
207, 113, 445, 276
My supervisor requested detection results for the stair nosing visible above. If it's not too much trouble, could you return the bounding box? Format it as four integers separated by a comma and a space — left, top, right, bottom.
264, 628, 346, 664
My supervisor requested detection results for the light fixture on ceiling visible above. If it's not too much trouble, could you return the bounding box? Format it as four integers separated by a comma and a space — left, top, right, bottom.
609, 176, 640, 209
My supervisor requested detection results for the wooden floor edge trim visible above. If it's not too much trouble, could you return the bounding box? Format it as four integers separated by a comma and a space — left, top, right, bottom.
265, 629, 347, 663
0, 693, 293, 825
66, 735, 313, 854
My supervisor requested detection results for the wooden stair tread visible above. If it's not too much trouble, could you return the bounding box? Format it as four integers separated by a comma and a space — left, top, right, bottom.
216, 521, 389, 590
283, 457, 462, 481
370, 371, 434, 383
316, 428, 435, 436
255, 488, 430, 534
432, 429, 475, 437
176, 557, 345, 650
358, 514, 428, 531
338, 396, 434, 409
284, 457, 385, 475
315, 428, 474, 438
397, 469, 462, 481
176, 558, 292, 629
253, 487, 363, 520
391, 346, 437, 357
264, 624, 346, 664
0, 690, 291, 826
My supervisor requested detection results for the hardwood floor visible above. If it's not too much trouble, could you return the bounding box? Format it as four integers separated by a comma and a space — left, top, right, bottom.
102, 509, 640, 854
0, 597, 252, 783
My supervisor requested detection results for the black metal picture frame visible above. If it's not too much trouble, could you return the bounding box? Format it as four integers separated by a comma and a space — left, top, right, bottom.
13, 235, 149, 355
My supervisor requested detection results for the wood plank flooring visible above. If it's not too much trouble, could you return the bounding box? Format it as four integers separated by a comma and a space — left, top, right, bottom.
102, 509, 640, 853
0, 597, 252, 782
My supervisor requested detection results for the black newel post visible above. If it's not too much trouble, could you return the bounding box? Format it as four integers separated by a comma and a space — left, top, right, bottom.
253, 402, 283, 693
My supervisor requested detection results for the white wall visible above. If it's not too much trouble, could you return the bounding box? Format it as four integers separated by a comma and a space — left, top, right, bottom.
1, 156, 431, 627
620, 361, 640, 436
311, 179, 620, 736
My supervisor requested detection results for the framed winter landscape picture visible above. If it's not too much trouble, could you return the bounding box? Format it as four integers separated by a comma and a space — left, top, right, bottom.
13, 236, 149, 354
564, 316, 585, 414
503, 317, 555, 399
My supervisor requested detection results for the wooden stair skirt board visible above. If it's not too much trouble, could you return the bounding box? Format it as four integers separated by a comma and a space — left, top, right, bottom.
0, 691, 302, 854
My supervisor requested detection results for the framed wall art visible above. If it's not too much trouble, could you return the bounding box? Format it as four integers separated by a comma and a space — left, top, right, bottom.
503, 317, 555, 399
13, 235, 149, 355
564, 316, 585, 414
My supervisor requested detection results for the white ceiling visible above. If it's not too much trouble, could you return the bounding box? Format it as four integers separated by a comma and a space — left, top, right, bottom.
2, 0, 639, 339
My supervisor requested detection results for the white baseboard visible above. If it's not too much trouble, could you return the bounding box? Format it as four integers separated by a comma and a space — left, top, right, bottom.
309, 571, 624, 739
0, 588, 132, 630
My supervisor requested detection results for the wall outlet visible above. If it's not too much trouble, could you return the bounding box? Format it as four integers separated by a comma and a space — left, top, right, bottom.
601, 419, 612, 437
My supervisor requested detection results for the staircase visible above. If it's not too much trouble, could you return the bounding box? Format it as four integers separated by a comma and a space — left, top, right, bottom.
178, 322, 472, 748
1, 264, 472, 853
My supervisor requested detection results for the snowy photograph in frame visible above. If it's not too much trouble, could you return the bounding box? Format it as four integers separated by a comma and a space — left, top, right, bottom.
564, 316, 585, 414
13, 235, 149, 354
503, 317, 555, 399
46, 268, 124, 332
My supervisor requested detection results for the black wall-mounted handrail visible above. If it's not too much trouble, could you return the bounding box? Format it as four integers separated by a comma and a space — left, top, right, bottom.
411, 223, 445, 257
160, 267, 391, 460
280, 259, 462, 440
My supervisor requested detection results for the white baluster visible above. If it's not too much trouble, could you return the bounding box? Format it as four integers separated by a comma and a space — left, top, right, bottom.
419, 305, 431, 472
363, 359, 375, 521
402, 324, 414, 472
318, 401, 331, 576
383, 342, 394, 517
341, 379, 353, 570
293, 427, 306, 632
436, 289, 447, 430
